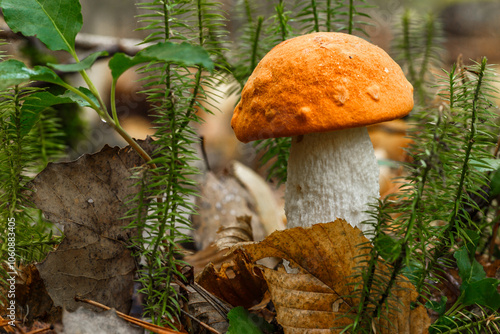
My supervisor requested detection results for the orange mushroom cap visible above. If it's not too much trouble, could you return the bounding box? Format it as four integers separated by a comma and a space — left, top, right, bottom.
231, 32, 414, 143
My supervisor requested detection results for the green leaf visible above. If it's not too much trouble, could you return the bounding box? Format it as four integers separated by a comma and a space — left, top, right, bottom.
48, 51, 109, 72
59, 87, 99, 108
227, 307, 274, 334
0, 59, 65, 89
401, 259, 423, 286
462, 229, 480, 255
462, 278, 500, 309
108, 53, 149, 81
20, 91, 75, 137
0, 0, 82, 53
454, 246, 486, 291
108, 42, 214, 81
139, 42, 214, 71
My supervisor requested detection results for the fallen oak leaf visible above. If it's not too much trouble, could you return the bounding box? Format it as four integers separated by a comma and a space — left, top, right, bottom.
180, 283, 229, 334
184, 243, 234, 274
184, 215, 254, 274
8, 264, 60, 325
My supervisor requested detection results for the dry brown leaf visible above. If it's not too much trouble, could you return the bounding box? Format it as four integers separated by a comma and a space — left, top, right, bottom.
229, 161, 285, 234
216, 215, 253, 250
29, 140, 154, 313
184, 284, 230, 333
9, 264, 60, 325
196, 250, 268, 309
376, 280, 431, 334
192, 172, 266, 250
238, 219, 367, 304
184, 243, 234, 274
258, 266, 352, 332
236, 220, 430, 333
185, 215, 253, 274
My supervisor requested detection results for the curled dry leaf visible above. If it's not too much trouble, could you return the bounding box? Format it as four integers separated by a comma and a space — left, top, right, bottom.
184, 243, 234, 274
216, 215, 253, 250
192, 172, 266, 250
196, 250, 268, 309
236, 220, 430, 333
185, 215, 253, 274
29, 139, 154, 313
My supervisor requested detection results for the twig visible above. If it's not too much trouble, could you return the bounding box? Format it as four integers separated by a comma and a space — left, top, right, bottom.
0, 318, 16, 333
74, 296, 180, 334
178, 309, 221, 334
25, 326, 53, 334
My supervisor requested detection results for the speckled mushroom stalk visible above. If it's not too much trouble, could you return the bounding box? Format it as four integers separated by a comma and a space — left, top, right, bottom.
231, 32, 414, 234
285, 128, 379, 232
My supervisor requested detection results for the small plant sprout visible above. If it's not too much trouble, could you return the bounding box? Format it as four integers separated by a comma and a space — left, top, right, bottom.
231, 32, 414, 232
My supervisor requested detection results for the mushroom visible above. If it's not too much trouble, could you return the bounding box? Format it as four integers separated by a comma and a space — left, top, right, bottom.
231, 32, 414, 233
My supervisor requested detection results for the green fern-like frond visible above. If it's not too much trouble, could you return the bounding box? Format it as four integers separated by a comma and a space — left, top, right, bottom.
293, 0, 344, 33
336, 0, 374, 36
230, 0, 267, 90
28, 108, 66, 171
136, 0, 192, 44
392, 9, 445, 106
0, 85, 63, 284
413, 59, 498, 295
127, 0, 228, 327
430, 307, 500, 333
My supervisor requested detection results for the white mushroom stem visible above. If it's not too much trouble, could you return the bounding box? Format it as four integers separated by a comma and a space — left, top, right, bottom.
284, 127, 380, 234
